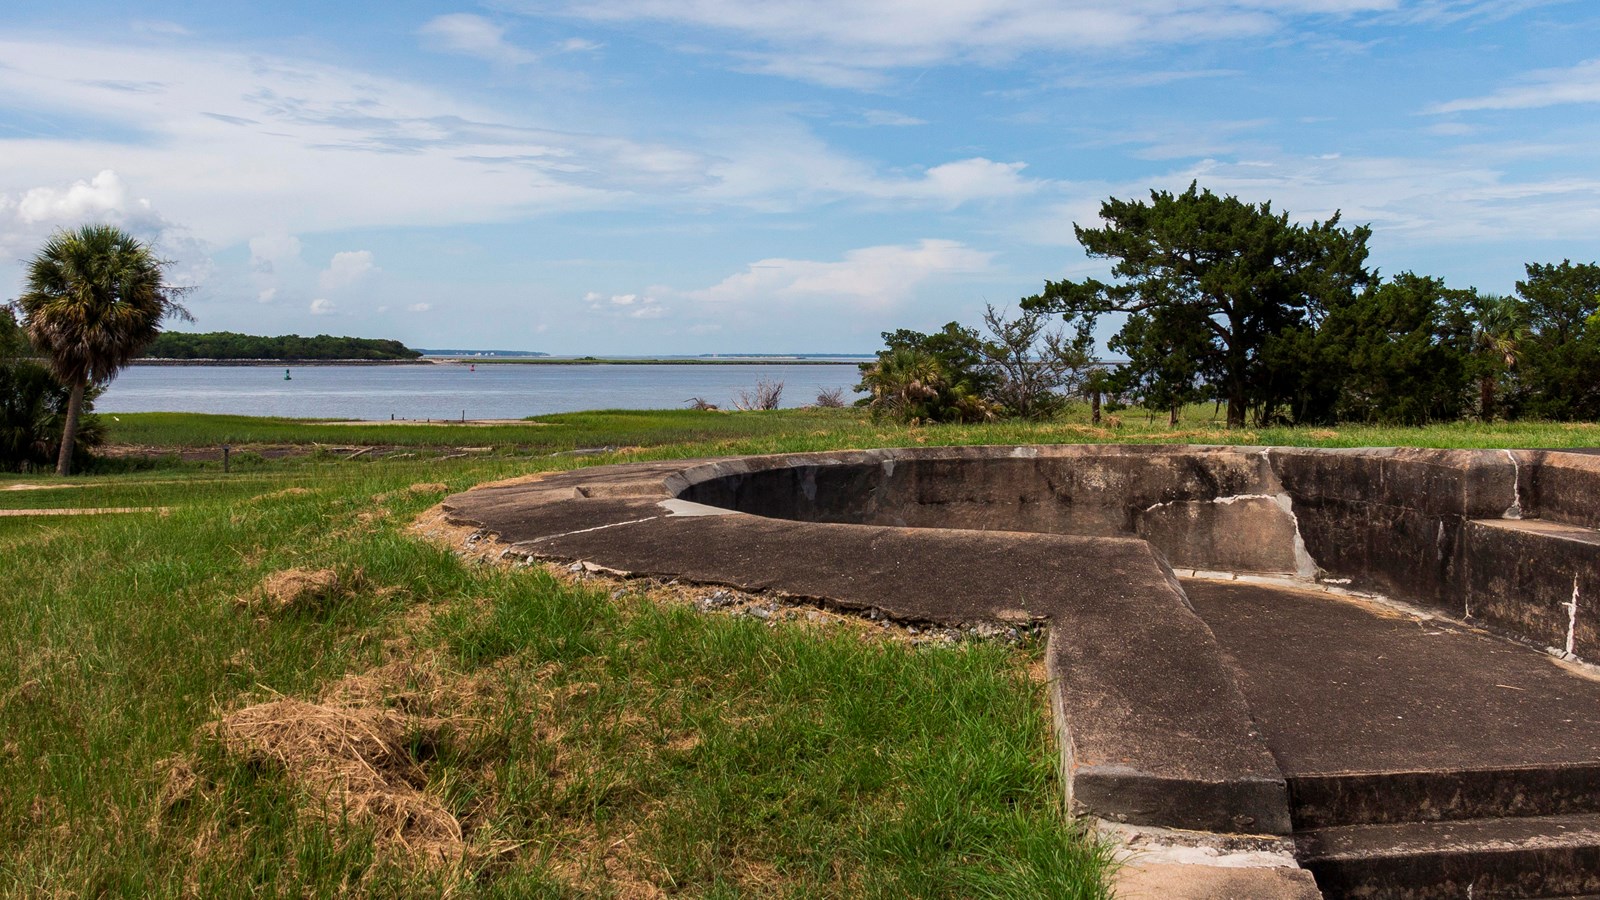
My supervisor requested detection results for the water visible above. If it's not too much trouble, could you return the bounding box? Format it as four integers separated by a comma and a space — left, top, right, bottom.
98, 363, 865, 420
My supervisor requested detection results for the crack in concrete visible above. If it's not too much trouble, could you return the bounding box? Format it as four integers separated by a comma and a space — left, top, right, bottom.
527, 515, 661, 544
1568, 575, 1581, 659
1503, 449, 1524, 520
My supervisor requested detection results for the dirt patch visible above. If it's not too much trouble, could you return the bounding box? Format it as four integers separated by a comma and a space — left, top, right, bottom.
213, 697, 462, 866
250, 487, 315, 502
244, 567, 362, 615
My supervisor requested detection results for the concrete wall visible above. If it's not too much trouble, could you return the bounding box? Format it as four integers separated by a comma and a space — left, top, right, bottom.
675, 446, 1600, 663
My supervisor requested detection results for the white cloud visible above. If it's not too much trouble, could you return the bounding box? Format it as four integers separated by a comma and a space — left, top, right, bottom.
408, 302, 432, 312
15, 169, 153, 224
1021, 148, 1600, 251
318, 250, 377, 291
558, 37, 603, 52
1430, 58, 1600, 113
685, 239, 994, 310
419, 14, 537, 66
585, 291, 667, 318
249, 232, 302, 273
0, 38, 715, 247
0, 169, 180, 269
257, 287, 277, 303
896, 158, 1041, 206
859, 109, 928, 127
522, 0, 1398, 85
310, 298, 335, 315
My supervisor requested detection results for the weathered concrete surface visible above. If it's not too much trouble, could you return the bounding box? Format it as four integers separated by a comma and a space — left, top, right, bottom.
1529, 449, 1600, 530
1136, 495, 1302, 575
1465, 518, 1599, 660
1296, 812, 1600, 900
1182, 579, 1600, 827
1267, 448, 1525, 612
1115, 861, 1323, 900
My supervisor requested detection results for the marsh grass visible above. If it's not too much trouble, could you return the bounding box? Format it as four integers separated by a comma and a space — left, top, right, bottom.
93, 406, 1600, 464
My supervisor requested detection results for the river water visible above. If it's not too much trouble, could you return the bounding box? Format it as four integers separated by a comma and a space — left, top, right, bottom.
98, 363, 865, 421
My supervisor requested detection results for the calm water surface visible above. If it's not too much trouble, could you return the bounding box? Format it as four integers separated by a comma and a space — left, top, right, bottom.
100, 364, 864, 420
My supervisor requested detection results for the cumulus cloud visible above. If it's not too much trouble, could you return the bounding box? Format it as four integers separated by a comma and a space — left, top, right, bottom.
686, 239, 994, 310
585, 291, 666, 318
0, 169, 181, 269
318, 250, 377, 291
419, 14, 537, 65
14, 169, 153, 225
890, 158, 1041, 206
1430, 58, 1600, 113
309, 298, 335, 315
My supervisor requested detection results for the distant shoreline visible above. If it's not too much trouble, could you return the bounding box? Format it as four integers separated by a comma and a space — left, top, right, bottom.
132, 359, 433, 366
132, 357, 868, 367
453, 357, 869, 366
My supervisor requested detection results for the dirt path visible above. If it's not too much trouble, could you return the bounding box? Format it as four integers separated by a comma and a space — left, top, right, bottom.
0, 507, 167, 517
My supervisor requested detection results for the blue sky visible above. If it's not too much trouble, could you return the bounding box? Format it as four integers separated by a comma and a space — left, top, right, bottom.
2, 1, 1597, 354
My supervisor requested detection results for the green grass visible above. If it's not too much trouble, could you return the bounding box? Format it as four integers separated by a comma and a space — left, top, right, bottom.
92, 406, 1600, 460
0, 452, 1110, 898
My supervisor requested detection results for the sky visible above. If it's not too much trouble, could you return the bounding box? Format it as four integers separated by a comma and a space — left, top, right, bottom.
2, 1, 1598, 354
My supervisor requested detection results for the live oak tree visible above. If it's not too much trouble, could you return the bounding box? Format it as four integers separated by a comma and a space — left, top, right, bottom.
1022, 183, 1372, 426
18, 225, 189, 475
1514, 260, 1600, 421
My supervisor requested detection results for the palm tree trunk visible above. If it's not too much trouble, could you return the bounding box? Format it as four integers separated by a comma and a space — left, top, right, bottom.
56, 379, 85, 476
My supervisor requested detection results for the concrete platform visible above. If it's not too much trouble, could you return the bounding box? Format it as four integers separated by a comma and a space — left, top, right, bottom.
439, 446, 1600, 898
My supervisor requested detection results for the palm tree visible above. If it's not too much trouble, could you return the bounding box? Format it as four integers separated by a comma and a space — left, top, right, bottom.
1470, 293, 1526, 422
18, 225, 189, 475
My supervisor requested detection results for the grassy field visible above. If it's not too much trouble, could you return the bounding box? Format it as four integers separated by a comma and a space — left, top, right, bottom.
3, 408, 1596, 897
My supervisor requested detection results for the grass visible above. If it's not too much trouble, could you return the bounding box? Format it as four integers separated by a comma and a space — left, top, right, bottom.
4, 405, 1596, 896
0, 443, 1110, 898
87, 406, 1600, 463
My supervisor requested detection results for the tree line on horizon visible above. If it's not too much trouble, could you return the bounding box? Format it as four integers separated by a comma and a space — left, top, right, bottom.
144, 331, 423, 361
859, 183, 1600, 427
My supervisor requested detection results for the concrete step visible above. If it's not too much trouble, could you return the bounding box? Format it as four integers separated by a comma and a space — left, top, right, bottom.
1289, 763, 1600, 829
1296, 813, 1600, 899
1464, 518, 1599, 661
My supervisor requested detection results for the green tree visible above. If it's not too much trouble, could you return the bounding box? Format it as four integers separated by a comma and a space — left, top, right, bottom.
1106, 302, 1210, 426
1324, 274, 1474, 424
1514, 260, 1600, 420
856, 343, 994, 424
1022, 182, 1372, 426
18, 225, 189, 475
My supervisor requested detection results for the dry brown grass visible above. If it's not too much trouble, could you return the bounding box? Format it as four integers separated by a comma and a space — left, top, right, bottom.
242, 567, 363, 615
213, 697, 463, 867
